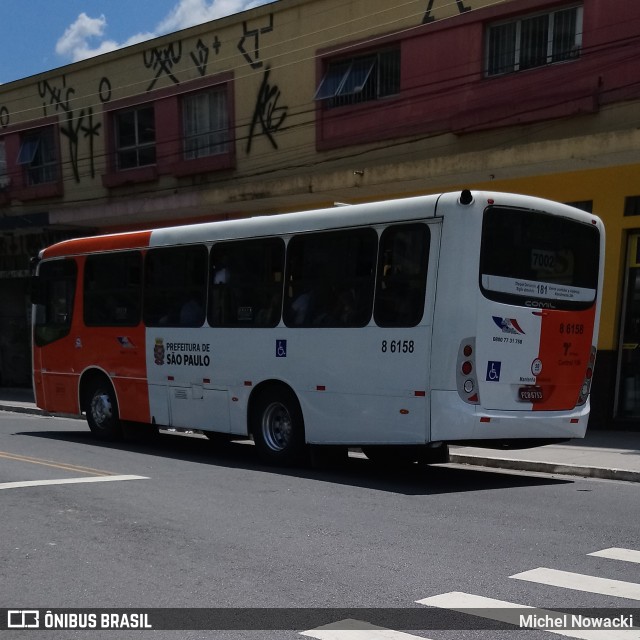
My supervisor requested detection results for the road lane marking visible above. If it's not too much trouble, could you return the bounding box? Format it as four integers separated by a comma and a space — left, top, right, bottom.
510, 568, 640, 601
0, 450, 116, 476
0, 475, 149, 490
301, 619, 433, 640
589, 548, 640, 564
417, 592, 640, 639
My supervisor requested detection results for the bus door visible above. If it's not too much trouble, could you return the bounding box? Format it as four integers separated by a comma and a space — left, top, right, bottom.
147, 333, 231, 432
32, 258, 80, 414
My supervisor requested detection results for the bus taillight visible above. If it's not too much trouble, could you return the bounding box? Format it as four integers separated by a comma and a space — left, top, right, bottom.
577, 347, 597, 406
457, 338, 480, 405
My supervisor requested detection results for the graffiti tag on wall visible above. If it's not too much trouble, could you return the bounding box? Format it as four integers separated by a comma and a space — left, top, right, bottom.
423, 0, 472, 23
38, 75, 103, 181
247, 65, 288, 154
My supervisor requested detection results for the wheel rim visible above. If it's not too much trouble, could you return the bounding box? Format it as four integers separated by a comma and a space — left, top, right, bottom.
260, 401, 293, 452
90, 392, 113, 429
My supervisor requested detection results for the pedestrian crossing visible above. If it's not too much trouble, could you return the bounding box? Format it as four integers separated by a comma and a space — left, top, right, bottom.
511, 567, 640, 600
300, 547, 640, 640
301, 619, 427, 640
588, 548, 640, 564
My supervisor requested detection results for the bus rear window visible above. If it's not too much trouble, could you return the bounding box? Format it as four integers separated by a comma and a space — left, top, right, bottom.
480, 206, 600, 310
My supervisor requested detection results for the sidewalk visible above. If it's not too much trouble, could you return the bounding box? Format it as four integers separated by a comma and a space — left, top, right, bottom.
1, 387, 639, 482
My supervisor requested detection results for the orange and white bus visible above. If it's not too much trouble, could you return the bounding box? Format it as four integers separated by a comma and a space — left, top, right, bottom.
31, 190, 604, 465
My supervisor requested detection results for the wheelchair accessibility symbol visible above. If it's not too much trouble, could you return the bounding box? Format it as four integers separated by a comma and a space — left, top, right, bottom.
276, 340, 287, 358
486, 361, 501, 382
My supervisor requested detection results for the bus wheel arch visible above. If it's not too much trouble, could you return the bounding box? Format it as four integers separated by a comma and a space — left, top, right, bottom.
248, 381, 307, 466
79, 369, 123, 440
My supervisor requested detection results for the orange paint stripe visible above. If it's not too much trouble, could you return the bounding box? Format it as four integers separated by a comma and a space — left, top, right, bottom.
42, 230, 152, 258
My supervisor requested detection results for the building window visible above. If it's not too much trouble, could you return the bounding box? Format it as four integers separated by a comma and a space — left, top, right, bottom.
115, 105, 156, 170
566, 200, 593, 213
314, 49, 400, 108
0, 140, 7, 188
182, 87, 229, 160
486, 5, 582, 77
624, 196, 640, 217
17, 126, 58, 185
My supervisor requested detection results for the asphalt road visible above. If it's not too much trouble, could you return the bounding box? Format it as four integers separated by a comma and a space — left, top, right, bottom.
1, 412, 639, 640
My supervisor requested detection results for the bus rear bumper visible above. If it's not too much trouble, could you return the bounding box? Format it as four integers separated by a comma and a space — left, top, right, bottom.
430, 390, 589, 444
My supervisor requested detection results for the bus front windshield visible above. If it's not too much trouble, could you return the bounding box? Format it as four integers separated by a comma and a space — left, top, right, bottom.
479, 206, 600, 311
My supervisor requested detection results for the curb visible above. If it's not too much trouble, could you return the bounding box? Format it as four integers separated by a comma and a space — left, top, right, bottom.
0, 403, 80, 420
449, 453, 640, 484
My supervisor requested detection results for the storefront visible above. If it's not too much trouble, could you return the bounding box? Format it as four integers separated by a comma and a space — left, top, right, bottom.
616, 231, 640, 422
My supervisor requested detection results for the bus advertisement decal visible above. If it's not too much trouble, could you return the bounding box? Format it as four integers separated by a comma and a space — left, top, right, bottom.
492, 316, 526, 335
153, 338, 212, 367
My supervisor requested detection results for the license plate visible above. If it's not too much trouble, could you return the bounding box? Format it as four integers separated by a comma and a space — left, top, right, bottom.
518, 386, 544, 402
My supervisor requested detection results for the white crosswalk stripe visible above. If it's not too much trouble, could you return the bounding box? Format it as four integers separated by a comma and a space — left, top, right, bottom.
510, 567, 640, 601
299, 548, 640, 640
417, 592, 640, 639
300, 619, 433, 640
589, 548, 640, 564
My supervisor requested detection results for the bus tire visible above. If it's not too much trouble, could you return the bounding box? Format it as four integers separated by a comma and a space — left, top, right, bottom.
250, 387, 306, 466
85, 381, 122, 440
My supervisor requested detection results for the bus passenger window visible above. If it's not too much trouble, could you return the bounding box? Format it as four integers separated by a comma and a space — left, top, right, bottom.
33, 258, 78, 346
374, 224, 430, 327
283, 228, 376, 328
208, 238, 284, 328
143, 245, 207, 328
84, 251, 142, 327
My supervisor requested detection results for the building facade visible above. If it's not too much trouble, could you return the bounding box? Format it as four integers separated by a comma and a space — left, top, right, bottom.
1, 0, 639, 428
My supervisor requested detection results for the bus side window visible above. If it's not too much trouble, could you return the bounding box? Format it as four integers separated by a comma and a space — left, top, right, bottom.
209, 238, 285, 328
34, 258, 78, 346
283, 228, 376, 328
143, 245, 207, 328
84, 251, 142, 327
374, 223, 430, 327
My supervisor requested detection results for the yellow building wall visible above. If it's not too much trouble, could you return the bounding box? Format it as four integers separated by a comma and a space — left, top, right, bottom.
0, 0, 504, 208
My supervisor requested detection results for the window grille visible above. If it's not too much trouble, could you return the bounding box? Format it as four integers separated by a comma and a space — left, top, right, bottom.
115, 106, 156, 170
315, 49, 400, 108
182, 87, 229, 160
486, 5, 582, 76
17, 127, 58, 185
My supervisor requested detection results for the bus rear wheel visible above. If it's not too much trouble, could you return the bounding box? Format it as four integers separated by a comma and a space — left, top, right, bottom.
251, 388, 306, 466
85, 382, 122, 440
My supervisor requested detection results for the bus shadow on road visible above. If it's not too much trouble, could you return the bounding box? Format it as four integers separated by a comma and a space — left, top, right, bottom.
18, 427, 573, 496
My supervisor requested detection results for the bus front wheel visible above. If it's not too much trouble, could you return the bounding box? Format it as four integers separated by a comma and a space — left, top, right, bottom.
251, 388, 306, 466
85, 382, 122, 440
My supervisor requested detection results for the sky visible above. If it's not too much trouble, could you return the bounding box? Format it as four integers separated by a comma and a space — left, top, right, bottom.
0, 0, 272, 84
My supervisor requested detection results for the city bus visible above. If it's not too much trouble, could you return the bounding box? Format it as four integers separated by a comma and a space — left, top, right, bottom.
31, 190, 604, 466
